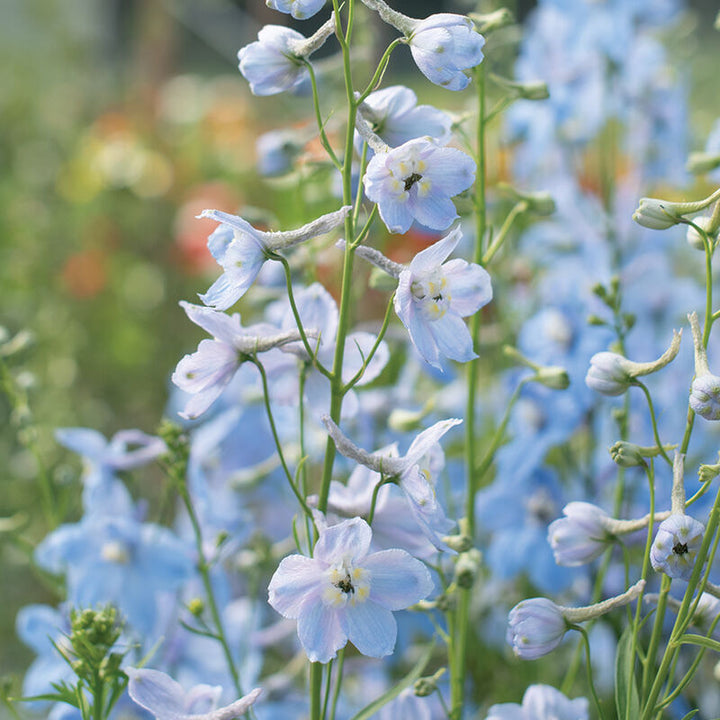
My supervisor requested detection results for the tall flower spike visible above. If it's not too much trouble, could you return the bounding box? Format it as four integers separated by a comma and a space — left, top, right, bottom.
585, 329, 682, 396
198, 206, 350, 310
650, 452, 705, 582
689, 311, 720, 420
238, 14, 336, 96
360, 0, 485, 91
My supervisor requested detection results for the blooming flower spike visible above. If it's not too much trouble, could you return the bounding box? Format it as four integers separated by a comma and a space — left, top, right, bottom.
268, 515, 433, 663
125, 666, 261, 720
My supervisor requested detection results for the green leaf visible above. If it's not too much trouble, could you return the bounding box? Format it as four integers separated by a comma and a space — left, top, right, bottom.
679, 710, 699, 720
349, 643, 435, 720
676, 633, 720, 653
615, 624, 640, 720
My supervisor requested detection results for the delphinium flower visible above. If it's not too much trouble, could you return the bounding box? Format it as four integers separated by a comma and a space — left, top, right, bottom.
651, 452, 705, 582
507, 580, 645, 659
266, 0, 325, 21
267, 515, 433, 663
360, 0, 485, 91
358, 85, 453, 150
55, 427, 166, 513
349, 226, 492, 368
362, 135, 476, 234
197, 205, 350, 311
547, 502, 612, 567
125, 667, 261, 720
238, 14, 335, 96
484, 684, 588, 720
34, 501, 193, 638
323, 415, 460, 549
172, 301, 317, 420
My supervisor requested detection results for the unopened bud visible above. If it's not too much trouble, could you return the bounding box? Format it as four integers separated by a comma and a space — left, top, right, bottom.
535, 366, 570, 390
388, 401, 434, 433
188, 598, 205, 616
454, 548, 482, 589
687, 152, 720, 175
699, 457, 720, 484
688, 312, 720, 421
442, 533, 473, 553
609, 442, 646, 468
587, 314, 607, 327
413, 668, 446, 697
633, 189, 720, 230
470, 8, 513, 34
497, 183, 555, 215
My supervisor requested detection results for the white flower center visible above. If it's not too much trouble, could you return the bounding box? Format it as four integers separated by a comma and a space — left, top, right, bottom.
411, 271, 451, 320
101, 540, 130, 564
387, 149, 432, 200
322, 559, 371, 608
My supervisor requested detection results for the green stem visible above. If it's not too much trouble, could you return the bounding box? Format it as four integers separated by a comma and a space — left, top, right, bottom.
357, 38, 404, 102
634, 381, 672, 467
575, 625, 606, 720
303, 59, 341, 171
329, 649, 345, 720
481, 200, 527, 266
322, 659, 334, 720
253, 359, 314, 520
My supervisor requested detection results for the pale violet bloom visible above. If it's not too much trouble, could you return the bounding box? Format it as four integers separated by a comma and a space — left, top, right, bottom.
359, 85, 453, 149
238, 16, 335, 96
125, 666, 261, 720
650, 514, 705, 581
266, 0, 324, 20
172, 302, 313, 420
394, 226, 492, 369
198, 206, 350, 310
484, 684, 588, 720
323, 416, 460, 550
363, 138, 475, 234
267, 515, 433, 663
408, 14, 486, 91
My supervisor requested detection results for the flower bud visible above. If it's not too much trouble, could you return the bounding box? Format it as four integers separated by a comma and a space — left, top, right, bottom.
609, 441, 646, 468
497, 183, 555, 215
632, 188, 720, 230
686, 216, 715, 251
547, 502, 610, 566
453, 548, 482, 589
586, 330, 681, 396
687, 151, 720, 175
535, 366, 570, 390
470, 8, 514, 34
690, 375, 720, 420
507, 598, 567, 659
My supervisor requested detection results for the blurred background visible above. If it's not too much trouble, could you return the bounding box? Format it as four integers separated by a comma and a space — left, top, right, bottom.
1, 0, 720, 695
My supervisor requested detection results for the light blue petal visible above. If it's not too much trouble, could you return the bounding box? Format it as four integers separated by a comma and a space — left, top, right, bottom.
268, 555, 325, 619
125, 667, 187, 715
443, 258, 493, 316
423, 148, 476, 196
408, 192, 458, 231
314, 517, 372, 565
55, 427, 108, 461
180, 302, 244, 345
297, 600, 345, 663
409, 226, 462, 274
364, 549, 433, 609
430, 313, 476, 362
377, 196, 414, 234
341, 601, 396, 658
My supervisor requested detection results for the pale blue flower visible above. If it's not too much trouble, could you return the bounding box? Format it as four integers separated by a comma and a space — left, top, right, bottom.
363, 138, 475, 234
172, 302, 312, 420
198, 206, 349, 311
35, 507, 193, 637
55, 427, 165, 514
238, 18, 335, 96
125, 667, 261, 720
650, 514, 705, 581
266, 0, 325, 20
547, 502, 610, 567
323, 416, 460, 550
267, 515, 433, 663
394, 226, 492, 368
484, 684, 588, 720
359, 85, 452, 149
408, 14, 485, 91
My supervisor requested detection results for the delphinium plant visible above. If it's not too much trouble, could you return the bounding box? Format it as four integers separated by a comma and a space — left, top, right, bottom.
6, 1, 720, 719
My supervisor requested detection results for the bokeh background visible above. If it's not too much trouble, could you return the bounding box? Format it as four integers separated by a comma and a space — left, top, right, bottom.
1, 0, 720, 700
